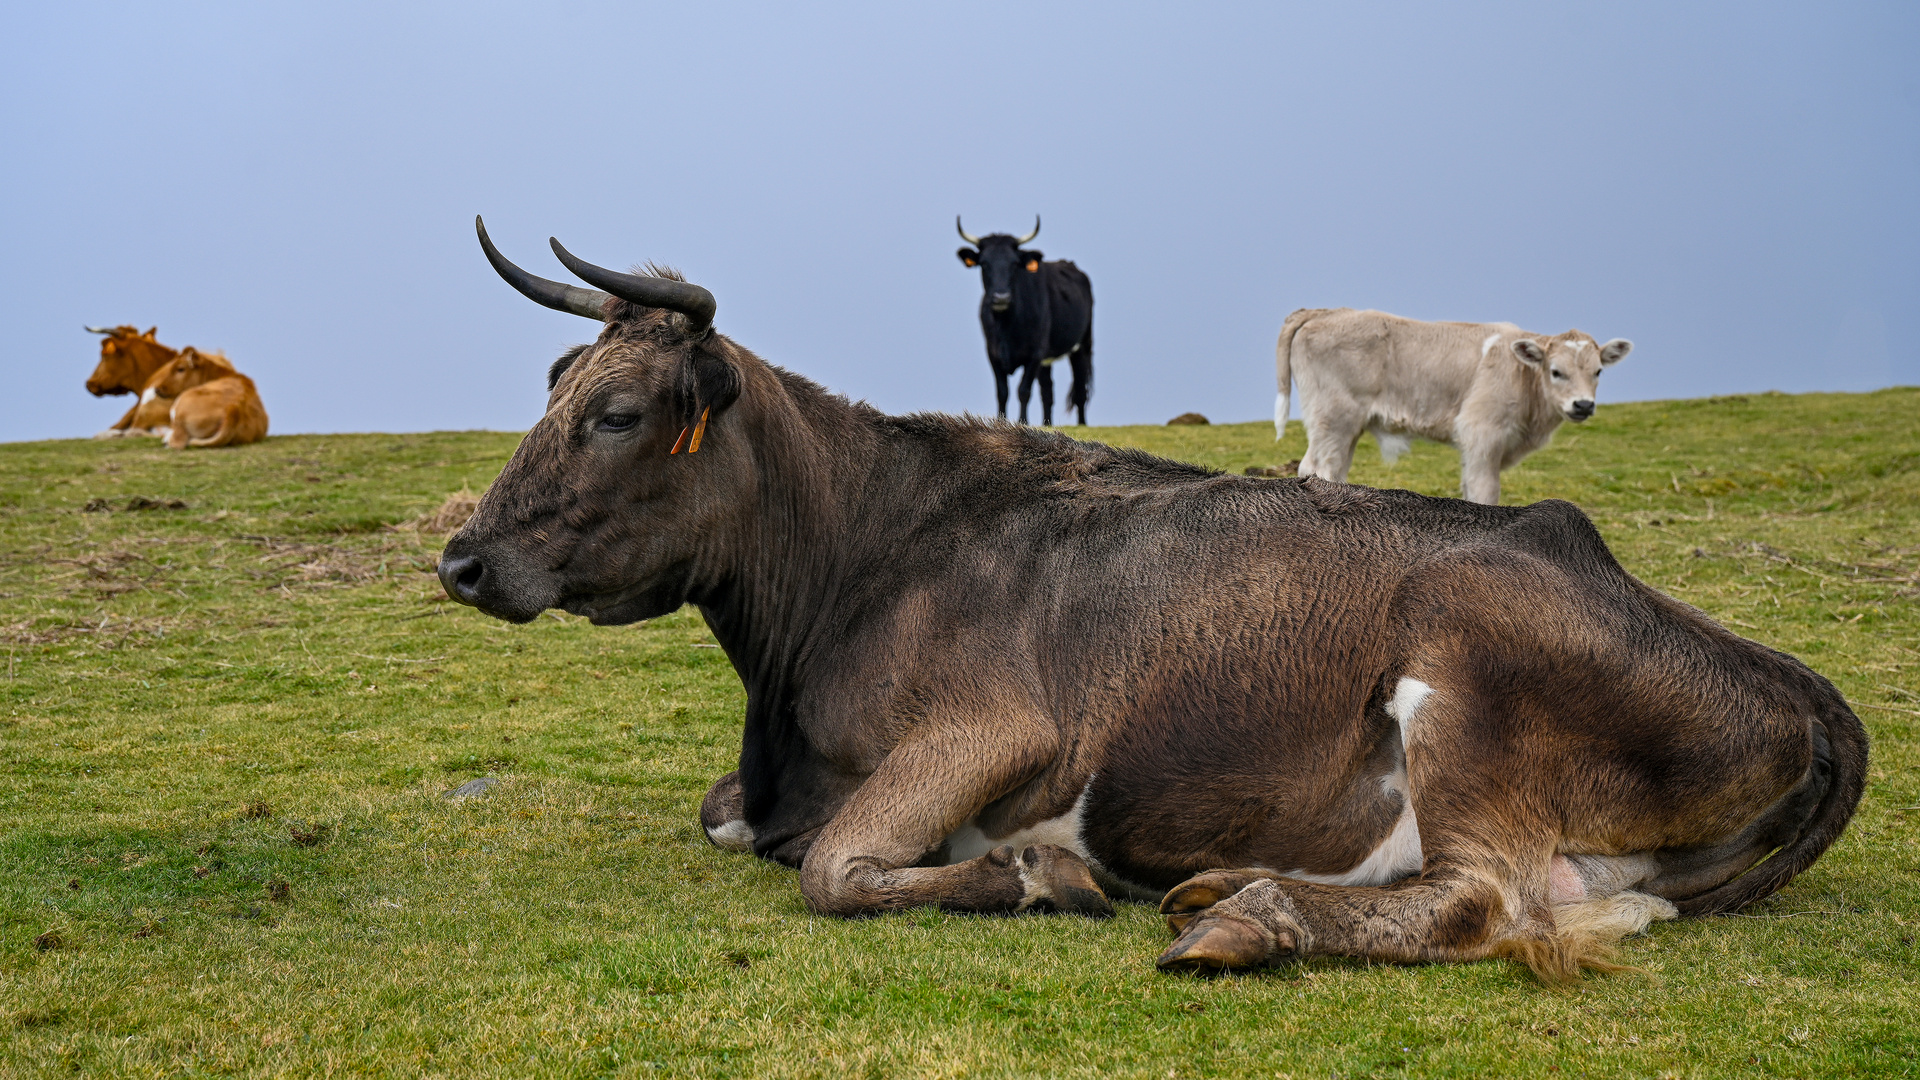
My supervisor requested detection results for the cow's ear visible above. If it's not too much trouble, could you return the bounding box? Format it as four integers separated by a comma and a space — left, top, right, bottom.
1599, 338, 1632, 366
957, 248, 979, 267
681, 341, 743, 425
1022, 250, 1044, 270
143, 327, 157, 339
1509, 339, 1547, 365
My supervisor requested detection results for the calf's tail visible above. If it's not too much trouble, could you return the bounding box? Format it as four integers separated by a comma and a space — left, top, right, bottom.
1274, 308, 1314, 440
187, 413, 233, 448
1675, 680, 1868, 916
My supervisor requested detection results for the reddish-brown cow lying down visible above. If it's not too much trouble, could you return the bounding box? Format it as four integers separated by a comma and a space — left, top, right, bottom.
84, 325, 180, 437
439, 220, 1866, 983
151, 347, 269, 449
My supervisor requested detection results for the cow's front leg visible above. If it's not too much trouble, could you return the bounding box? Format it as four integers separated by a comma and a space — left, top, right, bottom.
1015, 366, 1038, 425
994, 368, 1011, 419
1036, 364, 1056, 426
699, 770, 753, 852
798, 718, 1110, 917
1458, 445, 1503, 504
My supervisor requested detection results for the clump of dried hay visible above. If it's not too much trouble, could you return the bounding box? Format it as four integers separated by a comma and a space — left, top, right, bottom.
397, 489, 479, 535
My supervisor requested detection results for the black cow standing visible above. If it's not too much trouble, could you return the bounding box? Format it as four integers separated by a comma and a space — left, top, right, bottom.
956, 216, 1093, 425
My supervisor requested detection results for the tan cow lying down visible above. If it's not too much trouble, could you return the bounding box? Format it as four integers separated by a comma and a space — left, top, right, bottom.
151, 347, 269, 449
1276, 308, 1631, 504
85, 325, 181, 437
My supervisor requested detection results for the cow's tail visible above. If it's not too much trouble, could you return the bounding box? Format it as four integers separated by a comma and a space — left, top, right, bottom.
1675, 678, 1869, 917
1066, 321, 1093, 416
1274, 308, 1316, 440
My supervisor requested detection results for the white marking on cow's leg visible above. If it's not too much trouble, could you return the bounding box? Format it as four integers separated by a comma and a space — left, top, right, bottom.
943, 786, 1091, 864
1481, 332, 1503, 358
705, 819, 755, 852
1386, 677, 1433, 742
1274, 393, 1289, 439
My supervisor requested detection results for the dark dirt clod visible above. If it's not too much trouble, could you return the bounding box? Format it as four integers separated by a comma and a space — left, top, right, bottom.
241, 800, 272, 819
123, 496, 190, 511
82, 497, 113, 512
192, 865, 212, 879
267, 879, 291, 903
67, 878, 80, 890
33, 930, 63, 951
1167, 412, 1210, 426
289, 823, 328, 847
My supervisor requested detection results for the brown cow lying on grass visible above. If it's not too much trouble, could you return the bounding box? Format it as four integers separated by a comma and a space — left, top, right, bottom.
439, 219, 1866, 982
85, 325, 180, 437
150, 347, 269, 449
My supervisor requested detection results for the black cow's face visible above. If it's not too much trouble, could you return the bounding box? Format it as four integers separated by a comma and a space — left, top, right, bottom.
437, 313, 747, 625
958, 237, 1043, 312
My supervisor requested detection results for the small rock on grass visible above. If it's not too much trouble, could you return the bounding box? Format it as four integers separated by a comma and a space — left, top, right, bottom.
445, 777, 499, 800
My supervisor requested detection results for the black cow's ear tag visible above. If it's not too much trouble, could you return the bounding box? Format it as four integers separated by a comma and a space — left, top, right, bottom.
670, 426, 690, 455
688, 407, 711, 453
1025, 260, 1039, 272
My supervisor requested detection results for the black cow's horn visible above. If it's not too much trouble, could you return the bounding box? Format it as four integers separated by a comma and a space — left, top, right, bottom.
476, 216, 613, 321
1015, 216, 1040, 245
549, 238, 716, 335
956, 216, 982, 246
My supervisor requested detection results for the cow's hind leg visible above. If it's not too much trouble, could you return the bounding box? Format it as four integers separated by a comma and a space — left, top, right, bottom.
1159, 679, 1670, 981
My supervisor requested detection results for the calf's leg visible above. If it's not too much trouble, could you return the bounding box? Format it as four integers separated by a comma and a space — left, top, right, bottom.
798, 716, 1110, 918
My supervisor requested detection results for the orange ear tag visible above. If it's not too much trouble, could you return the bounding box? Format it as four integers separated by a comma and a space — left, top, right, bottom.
688, 407, 711, 453
669, 426, 690, 454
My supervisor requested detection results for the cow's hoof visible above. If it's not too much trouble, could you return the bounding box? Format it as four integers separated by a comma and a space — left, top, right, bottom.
1156, 914, 1291, 973
1016, 844, 1112, 918
92, 429, 122, 440
1160, 868, 1280, 932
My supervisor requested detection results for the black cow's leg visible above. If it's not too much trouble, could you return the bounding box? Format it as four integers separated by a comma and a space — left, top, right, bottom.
995, 369, 1010, 419
1016, 367, 1037, 425
1037, 365, 1056, 426
698, 770, 752, 852
797, 709, 1110, 918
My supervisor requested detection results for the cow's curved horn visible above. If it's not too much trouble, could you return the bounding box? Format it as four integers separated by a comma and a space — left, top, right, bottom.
956, 216, 983, 246
1015, 216, 1040, 245
548, 238, 716, 335
83, 325, 114, 334
476, 216, 614, 321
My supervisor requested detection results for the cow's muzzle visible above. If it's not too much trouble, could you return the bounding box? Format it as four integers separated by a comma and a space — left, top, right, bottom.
435, 544, 551, 623
1566, 399, 1595, 422
989, 292, 1012, 312
438, 554, 487, 606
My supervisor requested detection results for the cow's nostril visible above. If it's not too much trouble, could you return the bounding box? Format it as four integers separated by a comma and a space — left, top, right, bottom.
438, 555, 486, 604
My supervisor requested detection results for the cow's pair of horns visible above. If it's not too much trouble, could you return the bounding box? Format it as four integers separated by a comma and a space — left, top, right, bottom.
476, 216, 716, 333
956, 215, 1041, 247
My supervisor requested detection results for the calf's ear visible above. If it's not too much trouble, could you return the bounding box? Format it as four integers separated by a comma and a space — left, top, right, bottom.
1510, 339, 1547, 365
957, 247, 980, 267
1599, 338, 1632, 366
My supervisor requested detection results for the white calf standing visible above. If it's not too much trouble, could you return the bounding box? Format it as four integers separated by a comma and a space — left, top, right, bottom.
1274, 308, 1630, 504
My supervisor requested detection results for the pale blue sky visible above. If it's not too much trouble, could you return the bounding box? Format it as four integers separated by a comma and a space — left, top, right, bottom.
3, 1, 1914, 441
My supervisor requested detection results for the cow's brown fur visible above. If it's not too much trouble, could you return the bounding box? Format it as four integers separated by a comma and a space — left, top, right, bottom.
442, 268, 1866, 981
85, 326, 180, 436
152, 347, 269, 449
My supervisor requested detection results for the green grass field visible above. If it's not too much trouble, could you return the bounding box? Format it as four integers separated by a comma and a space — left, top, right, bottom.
4, 390, 1918, 1078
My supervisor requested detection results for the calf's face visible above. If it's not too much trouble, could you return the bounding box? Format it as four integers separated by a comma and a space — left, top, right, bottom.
438, 319, 746, 626
1511, 335, 1631, 422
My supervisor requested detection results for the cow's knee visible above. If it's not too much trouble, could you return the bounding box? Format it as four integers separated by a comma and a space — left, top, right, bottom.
699, 771, 753, 852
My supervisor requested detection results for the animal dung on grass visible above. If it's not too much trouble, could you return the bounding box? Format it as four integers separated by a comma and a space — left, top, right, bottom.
33, 930, 63, 951
288, 823, 328, 847
1167, 412, 1210, 426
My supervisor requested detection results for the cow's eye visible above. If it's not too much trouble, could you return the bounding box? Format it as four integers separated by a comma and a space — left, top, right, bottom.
597, 414, 639, 432
1550, 369, 1566, 380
